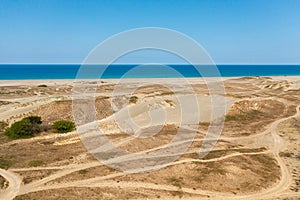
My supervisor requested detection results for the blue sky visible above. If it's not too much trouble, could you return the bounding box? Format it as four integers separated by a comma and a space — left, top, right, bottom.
0, 0, 299, 64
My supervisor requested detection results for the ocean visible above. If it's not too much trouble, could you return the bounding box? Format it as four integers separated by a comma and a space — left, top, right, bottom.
0, 64, 300, 80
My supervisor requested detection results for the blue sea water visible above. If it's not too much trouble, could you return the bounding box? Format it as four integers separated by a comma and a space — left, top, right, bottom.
0, 64, 300, 80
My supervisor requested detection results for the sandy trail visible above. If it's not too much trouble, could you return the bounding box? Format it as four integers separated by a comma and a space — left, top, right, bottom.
0, 169, 21, 200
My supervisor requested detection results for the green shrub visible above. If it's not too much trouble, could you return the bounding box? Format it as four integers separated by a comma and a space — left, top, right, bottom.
129, 96, 138, 104
26, 116, 42, 124
52, 120, 75, 133
37, 84, 47, 87
5, 116, 42, 139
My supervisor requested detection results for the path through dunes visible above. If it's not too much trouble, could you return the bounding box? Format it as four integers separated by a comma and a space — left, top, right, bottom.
0, 169, 21, 200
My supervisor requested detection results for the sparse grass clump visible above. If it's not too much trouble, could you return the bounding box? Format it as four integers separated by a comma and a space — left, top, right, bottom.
251, 154, 278, 170
198, 121, 210, 126
28, 160, 44, 167
0, 156, 12, 169
78, 169, 88, 175
203, 148, 266, 160
166, 177, 183, 188
170, 190, 184, 198
279, 151, 294, 158
52, 120, 75, 133
225, 110, 262, 122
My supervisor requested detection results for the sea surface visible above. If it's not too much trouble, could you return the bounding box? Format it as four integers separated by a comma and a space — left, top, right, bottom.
0, 64, 300, 80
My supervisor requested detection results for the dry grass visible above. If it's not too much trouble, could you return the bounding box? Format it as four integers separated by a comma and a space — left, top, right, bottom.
31, 97, 112, 124
118, 124, 178, 153
222, 100, 286, 136
0, 85, 72, 98
14, 187, 198, 200
0, 136, 90, 168
0, 156, 13, 169
202, 147, 266, 160
112, 154, 280, 194
17, 169, 59, 184
48, 166, 117, 185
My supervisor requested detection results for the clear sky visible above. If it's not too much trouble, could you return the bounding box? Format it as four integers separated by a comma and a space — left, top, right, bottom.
0, 0, 299, 64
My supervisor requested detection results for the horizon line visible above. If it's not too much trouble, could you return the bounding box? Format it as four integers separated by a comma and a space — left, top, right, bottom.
1, 63, 300, 65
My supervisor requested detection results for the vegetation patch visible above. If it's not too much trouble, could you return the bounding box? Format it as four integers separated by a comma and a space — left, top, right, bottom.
225, 110, 262, 122
129, 96, 138, 104
4, 116, 42, 139
28, 160, 44, 167
166, 177, 183, 188
279, 151, 294, 158
78, 169, 88, 175
52, 120, 76, 133
37, 84, 47, 87
0, 156, 13, 169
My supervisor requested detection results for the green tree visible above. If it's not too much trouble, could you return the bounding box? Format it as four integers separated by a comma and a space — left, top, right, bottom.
52, 120, 75, 133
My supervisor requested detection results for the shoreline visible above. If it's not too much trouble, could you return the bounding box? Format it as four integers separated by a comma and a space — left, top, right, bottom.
0, 76, 300, 86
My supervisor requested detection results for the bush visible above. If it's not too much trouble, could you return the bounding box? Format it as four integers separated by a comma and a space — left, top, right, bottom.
4, 116, 42, 139
37, 84, 47, 87
129, 96, 138, 104
52, 120, 75, 133
26, 116, 42, 124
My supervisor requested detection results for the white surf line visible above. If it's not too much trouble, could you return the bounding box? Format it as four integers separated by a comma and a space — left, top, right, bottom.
0, 169, 21, 200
